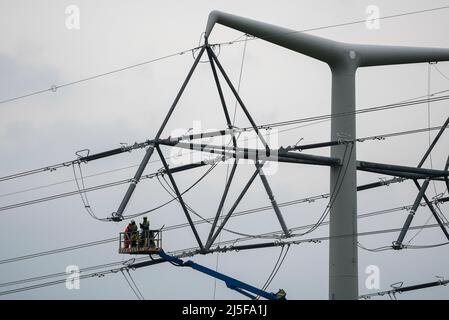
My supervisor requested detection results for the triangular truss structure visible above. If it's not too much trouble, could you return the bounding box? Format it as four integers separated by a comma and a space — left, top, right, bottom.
111, 43, 299, 251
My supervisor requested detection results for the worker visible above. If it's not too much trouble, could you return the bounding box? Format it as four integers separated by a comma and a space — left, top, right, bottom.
129, 220, 138, 248
123, 222, 133, 249
139, 217, 150, 247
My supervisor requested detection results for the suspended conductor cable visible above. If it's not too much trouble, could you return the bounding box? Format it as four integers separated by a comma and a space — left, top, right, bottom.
1, 89, 448, 186
158, 167, 284, 240
214, 34, 249, 299
126, 269, 145, 300
427, 63, 438, 196
406, 63, 446, 244
433, 64, 449, 82
226, 5, 449, 47
262, 245, 291, 292
292, 142, 353, 237
72, 162, 108, 221
255, 246, 285, 300
6, 5, 447, 107
2, 218, 449, 296
120, 269, 142, 300
232, 34, 248, 125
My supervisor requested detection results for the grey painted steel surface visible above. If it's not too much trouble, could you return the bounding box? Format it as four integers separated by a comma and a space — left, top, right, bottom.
205, 10, 449, 300
256, 161, 291, 237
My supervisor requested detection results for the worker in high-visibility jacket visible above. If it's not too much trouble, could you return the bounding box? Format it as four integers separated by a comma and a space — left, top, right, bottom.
139, 217, 150, 247
123, 222, 132, 249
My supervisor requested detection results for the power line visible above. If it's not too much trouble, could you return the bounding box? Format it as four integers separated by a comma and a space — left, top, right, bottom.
0, 122, 443, 202
433, 64, 449, 82
259, 244, 290, 295
294, 143, 353, 237
0, 46, 207, 105
1, 85, 448, 188
121, 269, 142, 300
0, 258, 137, 288
360, 278, 449, 300
232, 34, 248, 125
0, 149, 198, 198
126, 269, 145, 300
0, 163, 140, 198
1, 196, 447, 292
72, 162, 106, 221
0, 256, 160, 296
3, 4, 449, 299
2, 4, 448, 107
121, 162, 218, 220
157, 168, 284, 240
244, 94, 449, 131
2, 217, 449, 297
0, 160, 214, 215
171, 200, 449, 256
0, 120, 441, 213
1, 195, 445, 267
227, 5, 449, 46
213, 32, 249, 300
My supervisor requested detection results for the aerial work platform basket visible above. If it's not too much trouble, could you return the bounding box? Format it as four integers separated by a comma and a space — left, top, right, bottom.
119, 229, 162, 254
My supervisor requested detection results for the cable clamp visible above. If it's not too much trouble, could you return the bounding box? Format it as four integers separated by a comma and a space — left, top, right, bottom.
336, 133, 352, 144
120, 143, 133, 153
75, 149, 90, 160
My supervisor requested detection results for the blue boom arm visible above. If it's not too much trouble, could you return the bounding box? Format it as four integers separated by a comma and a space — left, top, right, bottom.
158, 250, 284, 300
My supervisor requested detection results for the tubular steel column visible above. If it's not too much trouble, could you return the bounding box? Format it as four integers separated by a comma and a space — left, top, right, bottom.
204, 10, 449, 300
329, 66, 357, 300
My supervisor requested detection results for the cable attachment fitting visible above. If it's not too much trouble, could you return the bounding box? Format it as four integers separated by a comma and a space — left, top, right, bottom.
259, 125, 272, 131
436, 276, 446, 285
120, 143, 133, 153
157, 166, 166, 176
432, 192, 445, 201
336, 132, 352, 144
392, 241, 403, 250
110, 212, 123, 222
75, 149, 90, 163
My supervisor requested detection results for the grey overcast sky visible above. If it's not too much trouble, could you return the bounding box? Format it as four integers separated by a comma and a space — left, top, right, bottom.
1, 0, 449, 300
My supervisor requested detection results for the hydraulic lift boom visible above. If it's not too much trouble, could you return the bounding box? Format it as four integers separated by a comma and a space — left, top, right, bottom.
158, 250, 286, 300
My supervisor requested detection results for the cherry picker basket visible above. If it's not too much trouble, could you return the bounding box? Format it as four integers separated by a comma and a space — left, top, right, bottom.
119, 229, 162, 254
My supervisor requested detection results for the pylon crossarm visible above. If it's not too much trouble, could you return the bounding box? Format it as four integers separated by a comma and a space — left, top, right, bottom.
359, 279, 449, 299
357, 167, 444, 181
167, 128, 238, 143
158, 140, 341, 166
205, 10, 449, 69
357, 161, 449, 179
